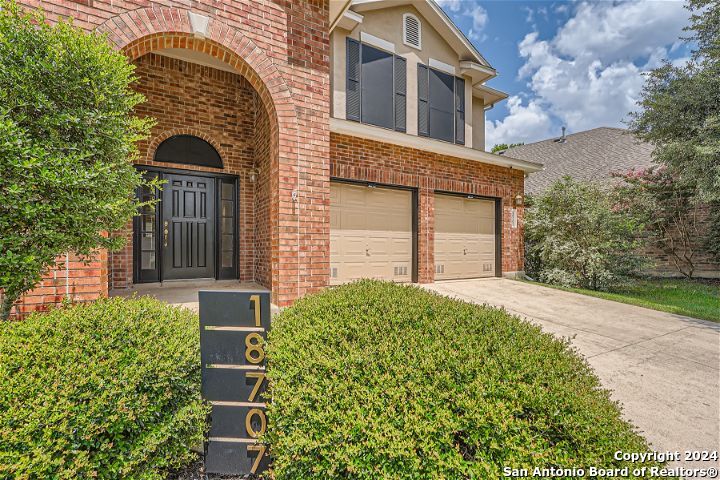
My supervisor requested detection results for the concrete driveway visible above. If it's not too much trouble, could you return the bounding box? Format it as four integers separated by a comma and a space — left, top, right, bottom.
424, 278, 720, 469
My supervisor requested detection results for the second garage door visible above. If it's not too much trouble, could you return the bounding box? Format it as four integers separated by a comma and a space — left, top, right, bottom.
434, 194, 496, 280
330, 182, 413, 285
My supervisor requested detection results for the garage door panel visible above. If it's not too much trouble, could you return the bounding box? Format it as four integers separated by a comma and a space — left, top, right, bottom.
330, 183, 413, 285
435, 194, 496, 280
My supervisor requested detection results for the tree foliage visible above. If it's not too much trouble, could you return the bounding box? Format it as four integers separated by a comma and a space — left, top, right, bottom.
491, 142, 524, 153
628, 0, 720, 202
525, 177, 644, 290
0, 2, 155, 319
614, 167, 709, 279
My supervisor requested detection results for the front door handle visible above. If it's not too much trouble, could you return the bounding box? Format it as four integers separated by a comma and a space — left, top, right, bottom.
366, 248, 370, 257
163, 221, 169, 247
463, 248, 467, 255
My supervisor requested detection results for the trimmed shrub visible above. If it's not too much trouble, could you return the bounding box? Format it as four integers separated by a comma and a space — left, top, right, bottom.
525, 176, 644, 290
0, 297, 207, 479
266, 281, 666, 479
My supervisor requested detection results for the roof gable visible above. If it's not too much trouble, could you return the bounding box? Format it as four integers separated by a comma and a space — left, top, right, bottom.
348, 0, 493, 69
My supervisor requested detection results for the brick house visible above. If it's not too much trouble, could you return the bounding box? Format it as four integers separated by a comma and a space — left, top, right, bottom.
12, 0, 542, 315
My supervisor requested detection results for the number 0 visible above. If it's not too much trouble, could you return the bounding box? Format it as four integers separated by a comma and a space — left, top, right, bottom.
246, 408, 267, 438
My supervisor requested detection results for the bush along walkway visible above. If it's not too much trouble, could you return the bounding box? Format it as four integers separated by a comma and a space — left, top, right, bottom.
265, 280, 674, 479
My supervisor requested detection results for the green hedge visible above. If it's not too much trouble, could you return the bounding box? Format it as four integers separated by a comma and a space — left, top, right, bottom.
0, 297, 207, 479
266, 281, 665, 479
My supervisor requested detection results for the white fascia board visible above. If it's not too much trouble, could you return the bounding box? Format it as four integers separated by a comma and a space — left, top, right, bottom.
473, 84, 509, 106
330, 0, 354, 31
336, 10, 364, 31
459, 61, 496, 83
330, 117, 544, 173
429, 58, 456, 75
360, 32, 395, 52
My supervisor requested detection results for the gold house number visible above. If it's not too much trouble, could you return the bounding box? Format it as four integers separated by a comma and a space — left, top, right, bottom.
247, 295, 267, 473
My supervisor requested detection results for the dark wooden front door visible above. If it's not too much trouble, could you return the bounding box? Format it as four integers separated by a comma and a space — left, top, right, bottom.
162, 173, 216, 280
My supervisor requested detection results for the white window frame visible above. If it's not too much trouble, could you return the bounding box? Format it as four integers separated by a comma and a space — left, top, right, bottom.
402, 13, 422, 50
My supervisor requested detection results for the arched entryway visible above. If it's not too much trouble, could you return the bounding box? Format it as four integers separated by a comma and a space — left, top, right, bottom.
100, 12, 298, 300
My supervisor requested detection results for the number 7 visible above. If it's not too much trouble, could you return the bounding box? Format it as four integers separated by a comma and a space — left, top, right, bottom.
247, 372, 266, 402
247, 443, 267, 474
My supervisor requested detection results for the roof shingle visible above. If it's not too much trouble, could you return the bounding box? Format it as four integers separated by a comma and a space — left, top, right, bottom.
501, 127, 656, 194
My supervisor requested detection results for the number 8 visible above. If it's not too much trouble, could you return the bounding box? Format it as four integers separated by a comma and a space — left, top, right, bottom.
245, 333, 265, 364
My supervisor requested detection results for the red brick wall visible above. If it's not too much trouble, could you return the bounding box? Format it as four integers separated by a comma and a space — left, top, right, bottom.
642, 204, 720, 278
16, 0, 331, 308
330, 133, 526, 281
253, 93, 274, 289
7, 253, 108, 318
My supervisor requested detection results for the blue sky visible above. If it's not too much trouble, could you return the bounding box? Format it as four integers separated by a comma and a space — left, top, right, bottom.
435, 0, 693, 149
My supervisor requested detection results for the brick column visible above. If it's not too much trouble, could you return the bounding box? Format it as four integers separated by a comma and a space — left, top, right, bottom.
417, 187, 435, 283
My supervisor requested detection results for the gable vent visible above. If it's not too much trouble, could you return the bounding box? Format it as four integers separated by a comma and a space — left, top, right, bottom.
403, 13, 421, 49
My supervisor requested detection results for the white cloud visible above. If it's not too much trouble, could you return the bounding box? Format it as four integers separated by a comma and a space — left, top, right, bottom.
487, 1, 689, 145
554, 1, 687, 63
467, 5, 489, 42
435, 0, 462, 13
485, 96, 554, 148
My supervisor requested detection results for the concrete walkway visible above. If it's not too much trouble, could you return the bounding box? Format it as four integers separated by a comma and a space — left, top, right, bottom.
424, 278, 720, 470
111, 280, 270, 313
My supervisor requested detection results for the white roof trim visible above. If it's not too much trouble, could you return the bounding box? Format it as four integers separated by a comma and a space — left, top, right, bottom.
429, 58, 455, 75
336, 10, 364, 31
459, 61, 496, 84
330, 0, 354, 31
473, 84, 508, 107
360, 32, 395, 52
331, 117, 543, 173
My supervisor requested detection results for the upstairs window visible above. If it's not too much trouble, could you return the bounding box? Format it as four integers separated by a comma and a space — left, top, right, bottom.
403, 14, 421, 49
418, 64, 465, 145
346, 38, 407, 132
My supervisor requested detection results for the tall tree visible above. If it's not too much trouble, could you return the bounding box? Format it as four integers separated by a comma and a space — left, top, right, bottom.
0, 2, 155, 319
628, 0, 720, 202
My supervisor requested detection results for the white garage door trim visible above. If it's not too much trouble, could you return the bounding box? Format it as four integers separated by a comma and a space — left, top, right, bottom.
434, 192, 500, 281
330, 180, 417, 285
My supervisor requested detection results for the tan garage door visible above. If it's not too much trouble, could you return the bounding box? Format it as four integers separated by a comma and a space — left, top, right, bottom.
434, 194, 496, 280
330, 182, 412, 285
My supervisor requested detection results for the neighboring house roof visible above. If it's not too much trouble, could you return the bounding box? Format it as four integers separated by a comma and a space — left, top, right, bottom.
501, 127, 656, 195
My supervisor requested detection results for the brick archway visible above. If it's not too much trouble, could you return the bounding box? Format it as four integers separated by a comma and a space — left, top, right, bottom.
96, 8, 304, 303
95, 7, 295, 132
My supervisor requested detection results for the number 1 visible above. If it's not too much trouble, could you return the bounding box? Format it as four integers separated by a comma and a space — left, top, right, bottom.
250, 294, 261, 327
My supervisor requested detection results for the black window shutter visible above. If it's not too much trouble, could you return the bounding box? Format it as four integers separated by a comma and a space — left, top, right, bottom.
455, 77, 465, 145
346, 38, 361, 122
394, 56, 407, 133
418, 64, 429, 137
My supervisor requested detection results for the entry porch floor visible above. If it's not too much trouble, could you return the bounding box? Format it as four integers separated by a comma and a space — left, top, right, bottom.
110, 280, 273, 313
